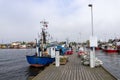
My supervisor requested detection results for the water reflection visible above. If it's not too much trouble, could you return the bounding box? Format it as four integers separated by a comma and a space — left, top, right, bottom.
95, 50, 120, 79
96, 50, 120, 69
27, 66, 44, 76
26, 66, 45, 79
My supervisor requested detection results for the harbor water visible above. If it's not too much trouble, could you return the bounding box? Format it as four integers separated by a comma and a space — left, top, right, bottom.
96, 50, 120, 79
1, 49, 120, 80
0, 49, 44, 80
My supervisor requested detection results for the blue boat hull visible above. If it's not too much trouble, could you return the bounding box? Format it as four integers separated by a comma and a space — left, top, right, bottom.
26, 55, 55, 67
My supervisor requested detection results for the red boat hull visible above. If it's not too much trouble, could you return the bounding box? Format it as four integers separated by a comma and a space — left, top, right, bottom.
104, 49, 118, 53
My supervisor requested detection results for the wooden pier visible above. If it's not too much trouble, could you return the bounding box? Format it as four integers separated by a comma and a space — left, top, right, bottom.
32, 53, 116, 80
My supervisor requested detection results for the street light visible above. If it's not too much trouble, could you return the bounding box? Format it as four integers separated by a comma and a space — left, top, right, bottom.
88, 4, 96, 68
88, 4, 94, 36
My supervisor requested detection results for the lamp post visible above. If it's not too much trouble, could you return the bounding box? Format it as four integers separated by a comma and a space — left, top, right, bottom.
88, 4, 94, 36
88, 4, 96, 68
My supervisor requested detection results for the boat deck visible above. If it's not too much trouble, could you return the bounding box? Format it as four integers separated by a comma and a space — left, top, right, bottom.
32, 52, 116, 80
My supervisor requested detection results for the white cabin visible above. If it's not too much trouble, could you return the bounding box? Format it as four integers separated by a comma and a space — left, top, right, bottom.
47, 46, 56, 58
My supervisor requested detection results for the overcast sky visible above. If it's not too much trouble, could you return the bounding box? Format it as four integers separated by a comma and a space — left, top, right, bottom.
0, 0, 120, 43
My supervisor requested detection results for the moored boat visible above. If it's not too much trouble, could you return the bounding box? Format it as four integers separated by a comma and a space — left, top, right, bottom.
26, 20, 56, 67
26, 56, 55, 67
103, 43, 118, 53
103, 49, 118, 53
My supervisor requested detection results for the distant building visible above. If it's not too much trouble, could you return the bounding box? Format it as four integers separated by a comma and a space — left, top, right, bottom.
0, 41, 36, 49
20, 44, 27, 49
27, 42, 36, 48
0, 44, 7, 49
11, 42, 21, 48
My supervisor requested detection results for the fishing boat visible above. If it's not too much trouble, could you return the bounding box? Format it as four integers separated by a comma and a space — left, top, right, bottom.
26, 20, 55, 67
104, 49, 118, 53
56, 45, 68, 55
103, 44, 118, 53
116, 42, 120, 52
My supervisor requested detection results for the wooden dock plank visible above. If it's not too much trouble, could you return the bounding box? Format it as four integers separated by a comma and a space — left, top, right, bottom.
32, 52, 117, 80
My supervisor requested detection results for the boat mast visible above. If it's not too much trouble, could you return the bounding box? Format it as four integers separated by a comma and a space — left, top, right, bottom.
40, 20, 48, 56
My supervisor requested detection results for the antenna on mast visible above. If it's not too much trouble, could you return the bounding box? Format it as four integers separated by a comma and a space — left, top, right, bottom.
40, 20, 48, 28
